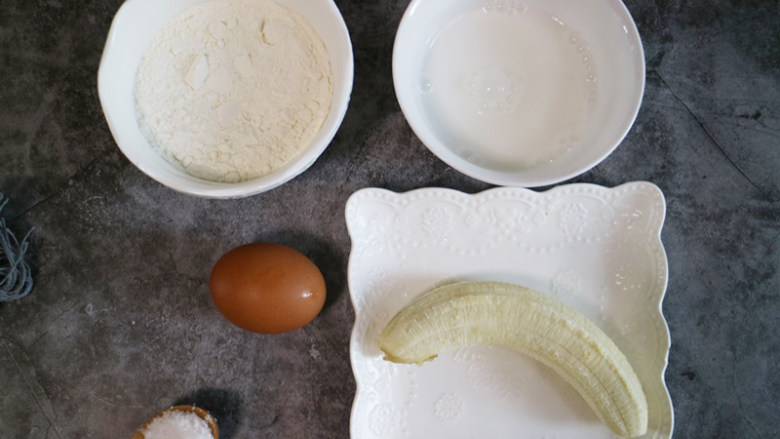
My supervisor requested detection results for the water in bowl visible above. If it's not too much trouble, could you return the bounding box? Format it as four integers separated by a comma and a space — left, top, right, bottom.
419, 0, 598, 171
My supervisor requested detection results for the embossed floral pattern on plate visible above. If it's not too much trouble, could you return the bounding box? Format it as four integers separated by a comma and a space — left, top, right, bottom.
346, 183, 673, 439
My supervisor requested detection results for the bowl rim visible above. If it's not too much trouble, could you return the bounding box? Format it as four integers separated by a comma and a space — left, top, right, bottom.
97, 0, 354, 199
392, 0, 646, 188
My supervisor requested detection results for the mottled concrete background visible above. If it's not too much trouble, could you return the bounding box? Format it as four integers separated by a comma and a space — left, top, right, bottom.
1, 0, 778, 438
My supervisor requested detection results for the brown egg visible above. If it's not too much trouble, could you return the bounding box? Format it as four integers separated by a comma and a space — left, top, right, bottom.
209, 242, 326, 334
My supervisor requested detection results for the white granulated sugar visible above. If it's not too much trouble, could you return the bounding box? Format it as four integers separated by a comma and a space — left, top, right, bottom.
142, 410, 213, 439
135, 0, 333, 182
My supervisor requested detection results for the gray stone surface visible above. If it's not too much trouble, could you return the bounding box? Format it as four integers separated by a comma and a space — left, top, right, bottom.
0, 0, 778, 438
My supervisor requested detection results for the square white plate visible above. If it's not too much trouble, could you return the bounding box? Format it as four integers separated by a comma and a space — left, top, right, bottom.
346, 182, 673, 439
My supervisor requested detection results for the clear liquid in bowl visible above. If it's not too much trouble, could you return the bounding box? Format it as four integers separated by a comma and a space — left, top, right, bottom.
419, 2, 598, 171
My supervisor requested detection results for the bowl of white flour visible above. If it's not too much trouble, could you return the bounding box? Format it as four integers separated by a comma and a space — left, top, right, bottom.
393, 0, 645, 187
99, 0, 353, 198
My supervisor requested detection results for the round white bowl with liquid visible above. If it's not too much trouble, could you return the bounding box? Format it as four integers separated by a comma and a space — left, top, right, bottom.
393, 0, 645, 187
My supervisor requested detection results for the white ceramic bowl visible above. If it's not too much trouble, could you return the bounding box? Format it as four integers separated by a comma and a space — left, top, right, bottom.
393, 0, 645, 187
98, 0, 353, 198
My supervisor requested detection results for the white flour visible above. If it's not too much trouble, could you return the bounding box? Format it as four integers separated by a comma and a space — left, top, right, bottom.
135, 0, 333, 182
142, 410, 212, 439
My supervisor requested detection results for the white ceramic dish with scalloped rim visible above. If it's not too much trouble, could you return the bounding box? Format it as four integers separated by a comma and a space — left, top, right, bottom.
346, 182, 673, 439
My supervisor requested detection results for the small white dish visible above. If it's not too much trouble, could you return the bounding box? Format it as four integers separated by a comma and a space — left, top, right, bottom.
98, 0, 353, 198
346, 182, 672, 438
393, 0, 645, 187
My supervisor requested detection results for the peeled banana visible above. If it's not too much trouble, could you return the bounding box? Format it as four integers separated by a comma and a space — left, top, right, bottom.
379, 280, 648, 438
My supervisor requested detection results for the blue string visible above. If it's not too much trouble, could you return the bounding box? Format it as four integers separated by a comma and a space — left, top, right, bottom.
0, 194, 33, 302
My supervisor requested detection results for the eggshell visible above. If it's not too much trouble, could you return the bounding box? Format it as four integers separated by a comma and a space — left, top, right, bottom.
209, 242, 326, 334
